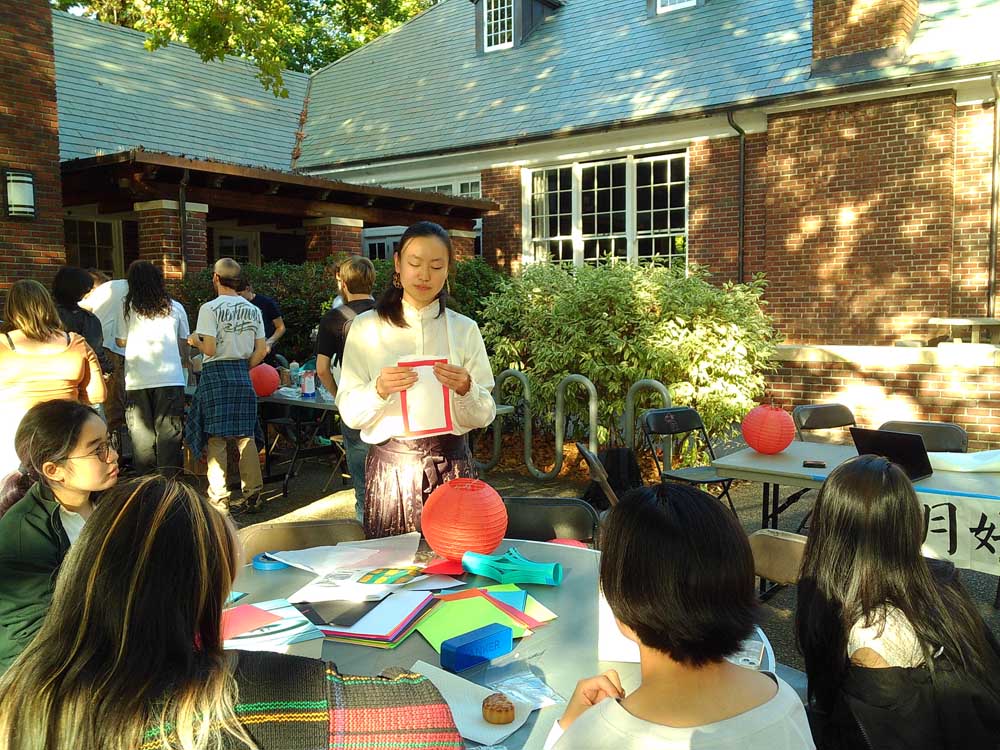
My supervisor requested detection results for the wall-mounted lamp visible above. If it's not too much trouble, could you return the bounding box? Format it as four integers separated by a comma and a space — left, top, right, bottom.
2, 169, 36, 220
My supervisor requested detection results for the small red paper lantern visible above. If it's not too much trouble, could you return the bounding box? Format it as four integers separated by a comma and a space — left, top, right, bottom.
250, 364, 280, 397
741, 404, 795, 455
422, 478, 508, 562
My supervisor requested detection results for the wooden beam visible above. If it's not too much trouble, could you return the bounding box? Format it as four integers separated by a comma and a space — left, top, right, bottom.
147, 182, 477, 231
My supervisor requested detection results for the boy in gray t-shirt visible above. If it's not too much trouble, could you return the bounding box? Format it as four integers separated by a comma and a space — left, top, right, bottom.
186, 258, 267, 514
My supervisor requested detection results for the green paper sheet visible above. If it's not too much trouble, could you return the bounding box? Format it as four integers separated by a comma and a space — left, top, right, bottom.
416, 597, 530, 653
482, 584, 558, 623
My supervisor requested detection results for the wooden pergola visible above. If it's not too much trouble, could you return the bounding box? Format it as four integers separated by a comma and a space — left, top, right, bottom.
61, 149, 495, 231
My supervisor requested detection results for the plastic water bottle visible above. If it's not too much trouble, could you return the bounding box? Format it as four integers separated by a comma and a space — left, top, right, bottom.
300, 370, 317, 399
289, 361, 300, 386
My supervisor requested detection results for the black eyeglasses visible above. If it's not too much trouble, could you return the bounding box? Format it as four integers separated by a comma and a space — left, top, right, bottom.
65, 441, 116, 463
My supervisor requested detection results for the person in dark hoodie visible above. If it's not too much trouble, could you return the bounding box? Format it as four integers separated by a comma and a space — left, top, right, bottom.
52, 265, 112, 374
796, 455, 1000, 749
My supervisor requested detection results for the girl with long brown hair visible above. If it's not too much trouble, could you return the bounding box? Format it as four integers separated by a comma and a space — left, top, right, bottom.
0, 474, 461, 750
0, 279, 105, 474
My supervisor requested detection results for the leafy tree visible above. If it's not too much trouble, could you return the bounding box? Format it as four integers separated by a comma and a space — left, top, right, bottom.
51, 0, 436, 96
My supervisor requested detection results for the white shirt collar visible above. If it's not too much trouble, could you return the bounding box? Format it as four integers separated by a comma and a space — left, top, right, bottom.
402, 298, 444, 324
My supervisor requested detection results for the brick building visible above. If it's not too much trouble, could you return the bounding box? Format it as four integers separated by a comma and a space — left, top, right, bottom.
3, 0, 1000, 444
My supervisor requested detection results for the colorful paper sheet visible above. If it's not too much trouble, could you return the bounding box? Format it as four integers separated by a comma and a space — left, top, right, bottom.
321, 591, 434, 640
482, 584, 558, 623
417, 595, 530, 653
221, 604, 282, 640
422, 558, 466, 576
399, 356, 453, 437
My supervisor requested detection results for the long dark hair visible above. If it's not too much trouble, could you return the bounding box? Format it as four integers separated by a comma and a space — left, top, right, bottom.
796, 455, 994, 710
0, 475, 252, 750
0, 400, 98, 518
375, 221, 453, 328
124, 260, 172, 320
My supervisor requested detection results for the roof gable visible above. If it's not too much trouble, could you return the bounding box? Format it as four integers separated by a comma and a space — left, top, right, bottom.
52, 10, 309, 171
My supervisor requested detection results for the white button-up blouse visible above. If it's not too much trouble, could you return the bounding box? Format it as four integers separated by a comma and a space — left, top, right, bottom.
335, 299, 497, 445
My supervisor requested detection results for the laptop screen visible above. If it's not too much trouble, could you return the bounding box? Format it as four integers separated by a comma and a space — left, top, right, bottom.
849, 427, 933, 482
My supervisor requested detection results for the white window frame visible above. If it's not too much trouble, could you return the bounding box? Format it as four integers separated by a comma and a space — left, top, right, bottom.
484, 0, 515, 51
64, 217, 124, 277
526, 151, 688, 268
656, 0, 698, 13
213, 229, 260, 266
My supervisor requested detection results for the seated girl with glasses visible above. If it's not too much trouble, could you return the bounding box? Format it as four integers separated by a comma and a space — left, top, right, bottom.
0, 474, 462, 750
548, 482, 813, 749
0, 399, 119, 672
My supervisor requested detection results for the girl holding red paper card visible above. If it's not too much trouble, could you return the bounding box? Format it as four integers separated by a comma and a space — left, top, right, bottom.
337, 221, 496, 539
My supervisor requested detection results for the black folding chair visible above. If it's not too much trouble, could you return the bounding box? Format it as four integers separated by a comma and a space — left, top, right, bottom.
502, 497, 601, 548
878, 420, 968, 453
792, 403, 856, 443
640, 407, 736, 514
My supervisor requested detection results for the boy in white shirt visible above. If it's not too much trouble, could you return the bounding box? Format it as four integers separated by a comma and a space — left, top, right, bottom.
547, 483, 814, 750
185, 258, 267, 514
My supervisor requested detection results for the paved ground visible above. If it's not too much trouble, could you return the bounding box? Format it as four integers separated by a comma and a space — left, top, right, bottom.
223, 454, 1000, 674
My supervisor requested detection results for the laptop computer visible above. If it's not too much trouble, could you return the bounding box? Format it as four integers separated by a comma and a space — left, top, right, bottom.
849, 427, 933, 482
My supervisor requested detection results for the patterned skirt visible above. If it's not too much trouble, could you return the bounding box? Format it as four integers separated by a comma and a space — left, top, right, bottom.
363, 434, 477, 539
184, 359, 260, 459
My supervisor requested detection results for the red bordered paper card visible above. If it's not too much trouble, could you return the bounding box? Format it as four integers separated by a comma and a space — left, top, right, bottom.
399, 357, 453, 438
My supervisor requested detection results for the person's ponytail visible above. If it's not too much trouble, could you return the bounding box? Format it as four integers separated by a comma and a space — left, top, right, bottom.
0, 470, 33, 519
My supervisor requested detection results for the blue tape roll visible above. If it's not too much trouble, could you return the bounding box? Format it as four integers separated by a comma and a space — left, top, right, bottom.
252, 552, 289, 571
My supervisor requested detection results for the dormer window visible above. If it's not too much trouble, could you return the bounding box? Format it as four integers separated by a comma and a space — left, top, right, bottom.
653, 0, 700, 14
474, 0, 562, 55
485, 0, 515, 51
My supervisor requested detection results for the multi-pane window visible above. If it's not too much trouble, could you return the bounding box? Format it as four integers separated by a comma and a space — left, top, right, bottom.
636, 154, 687, 267
656, 0, 698, 12
484, 0, 514, 51
581, 161, 628, 263
420, 184, 454, 195
64, 219, 116, 277
531, 167, 574, 265
365, 238, 397, 261
528, 152, 687, 267
215, 233, 254, 265
459, 180, 481, 199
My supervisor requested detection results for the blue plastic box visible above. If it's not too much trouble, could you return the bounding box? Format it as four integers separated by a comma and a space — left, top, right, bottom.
440, 623, 514, 672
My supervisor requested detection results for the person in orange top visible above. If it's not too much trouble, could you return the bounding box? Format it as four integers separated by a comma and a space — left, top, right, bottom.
0, 280, 106, 476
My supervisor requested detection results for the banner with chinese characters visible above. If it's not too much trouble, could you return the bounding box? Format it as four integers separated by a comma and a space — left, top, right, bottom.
922, 495, 1000, 574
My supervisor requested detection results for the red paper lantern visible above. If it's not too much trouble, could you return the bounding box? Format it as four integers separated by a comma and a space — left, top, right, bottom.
741, 404, 795, 454
250, 364, 280, 397
422, 478, 508, 562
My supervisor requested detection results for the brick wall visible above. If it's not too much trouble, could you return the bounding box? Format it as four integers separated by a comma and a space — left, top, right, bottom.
812, 0, 919, 62
688, 132, 767, 283
767, 357, 1000, 451
449, 234, 476, 261
136, 206, 208, 281
953, 103, 996, 318
0, 0, 65, 292
481, 166, 522, 273
764, 93, 956, 345
305, 222, 362, 262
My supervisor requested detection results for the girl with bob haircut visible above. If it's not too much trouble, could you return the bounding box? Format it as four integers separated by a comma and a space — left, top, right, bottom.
0, 279, 106, 474
337, 221, 496, 538
0, 474, 461, 750
796, 454, 1000, 749
548, 483, 813, 749
0, 399, 119, 672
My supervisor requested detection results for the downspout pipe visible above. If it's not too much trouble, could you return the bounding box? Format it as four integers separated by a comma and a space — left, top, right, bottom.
988, 73, 1000, 317
178, 168, 190, 277
727, 111, 747, 283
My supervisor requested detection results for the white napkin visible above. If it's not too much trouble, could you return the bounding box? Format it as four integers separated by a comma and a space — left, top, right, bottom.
929, 449, 1000, 472
412, 660, 533, 745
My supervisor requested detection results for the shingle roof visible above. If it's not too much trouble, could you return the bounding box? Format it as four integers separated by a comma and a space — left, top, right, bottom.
298, 0, 1000, 170
52, 10, 310, 171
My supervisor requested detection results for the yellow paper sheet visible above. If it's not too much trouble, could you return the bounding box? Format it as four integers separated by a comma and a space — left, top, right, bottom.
416, 597, 531, 653
482, 584, 558, 623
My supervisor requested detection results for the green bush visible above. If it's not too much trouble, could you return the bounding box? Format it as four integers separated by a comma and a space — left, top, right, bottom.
179, 256, 508, 362
480, 263, 781, 450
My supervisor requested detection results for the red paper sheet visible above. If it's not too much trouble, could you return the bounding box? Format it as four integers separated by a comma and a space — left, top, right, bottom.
423, 557, 465, 576
399, 358, 453, 437
221, 605, 283, 640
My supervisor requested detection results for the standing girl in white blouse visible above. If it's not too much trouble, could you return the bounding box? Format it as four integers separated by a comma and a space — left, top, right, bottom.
337, 221, 496, 538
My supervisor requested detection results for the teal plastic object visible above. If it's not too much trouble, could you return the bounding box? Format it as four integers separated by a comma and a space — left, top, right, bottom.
461, 547, 563, 586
